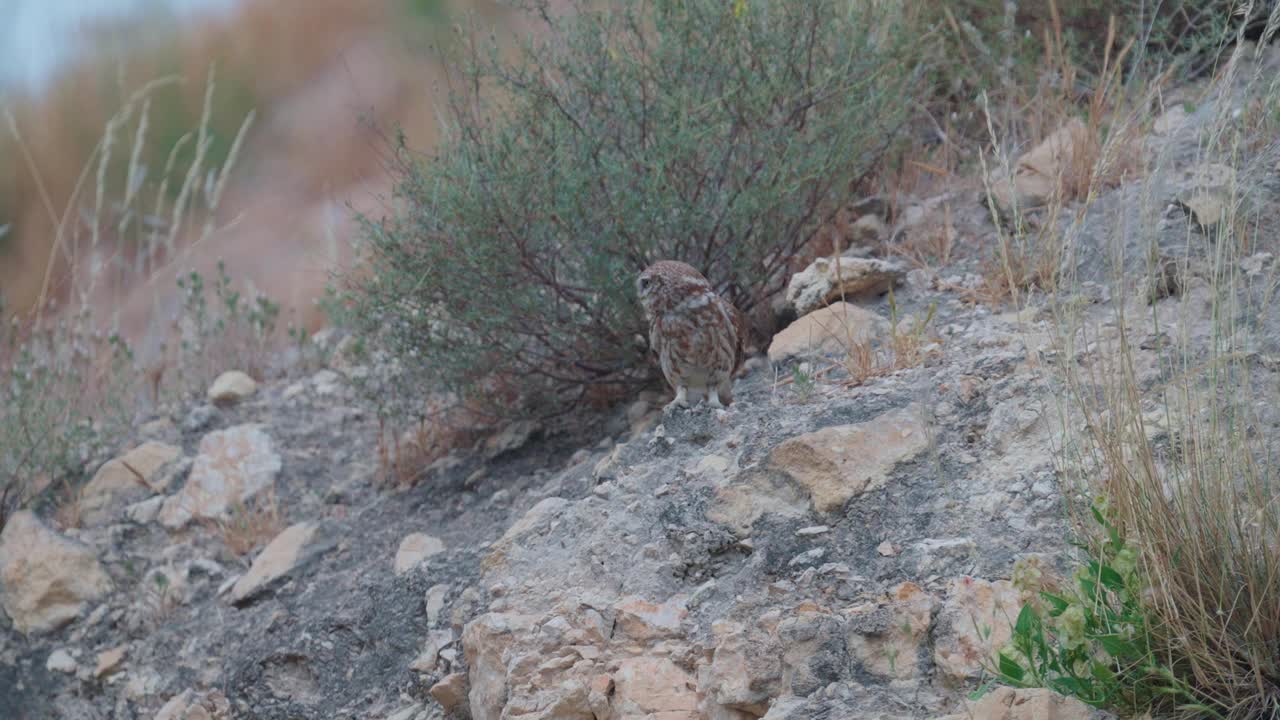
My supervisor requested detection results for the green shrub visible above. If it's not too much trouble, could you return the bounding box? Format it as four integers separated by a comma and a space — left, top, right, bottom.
0, 305, 138, 528
340, 0, 916, 418
0, 263, 285, 530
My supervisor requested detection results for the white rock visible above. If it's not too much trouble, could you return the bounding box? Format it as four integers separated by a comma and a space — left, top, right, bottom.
937, 687, 1106, 720
207, 370, 257, 403
483, 497, 569, 570
409, 629, 455, 673
80, 442, 183, 526
395, 533, 446, 575
0, 511, 112, 635
94, 645, 127, 678
425, 584, 449, 626
770, 404, 929, 512
989, 119, 1089, 211
124, 495, 165, 525
933, 577, 1023, 682
311, 369, 341, 396
613, 595, 687, 640
429, 672, 469, 711
768, 302, 887, 364
154, 691, 196, 720
785, 256, 905, 316
159, 424, 281, 528
229, 523, 318, 604
46, 649, 77, 673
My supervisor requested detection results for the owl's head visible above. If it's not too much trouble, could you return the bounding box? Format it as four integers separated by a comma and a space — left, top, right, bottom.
636, 260, 713, 320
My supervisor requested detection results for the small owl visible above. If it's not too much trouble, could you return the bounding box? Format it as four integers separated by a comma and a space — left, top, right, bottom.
637, 260, 745, 412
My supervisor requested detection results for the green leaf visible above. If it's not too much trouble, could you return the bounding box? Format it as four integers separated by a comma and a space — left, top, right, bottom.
1098, 634, 1140, 659
1014, 603, 1041, 637
998, 653, 1027, 682
1040, 592, 1070, 615
1078, 577, 1099, 598
1051, 676, 1090, 697
1091, 504, 1107, 527
1098, 564, 1126, 591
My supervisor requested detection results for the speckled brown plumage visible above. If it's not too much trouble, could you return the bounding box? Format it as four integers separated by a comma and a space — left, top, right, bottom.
636, 261, 743, 410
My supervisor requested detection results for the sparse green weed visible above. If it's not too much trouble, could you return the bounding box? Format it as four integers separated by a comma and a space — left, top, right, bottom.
991, 503, 1216, 717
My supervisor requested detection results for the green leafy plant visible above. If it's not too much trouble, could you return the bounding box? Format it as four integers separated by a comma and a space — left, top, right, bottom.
0, 304, 138, 528
174, 260, 281, 388
992, 503, 1218, 717
341, 0, 917, 420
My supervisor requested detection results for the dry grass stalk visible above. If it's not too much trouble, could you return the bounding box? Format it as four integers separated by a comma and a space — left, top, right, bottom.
213, 491, 283, 557
1047, 10, 1280, 714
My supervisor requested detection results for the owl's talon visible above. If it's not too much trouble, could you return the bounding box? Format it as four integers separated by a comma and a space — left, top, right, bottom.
663, 385, 690, 414
706, 392, 725, 410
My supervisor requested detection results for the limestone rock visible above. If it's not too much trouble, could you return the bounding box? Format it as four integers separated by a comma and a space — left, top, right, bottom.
769, 404, 929, 512
482, 497, 569, 571
937, 686, 1109, 720
207, 370, 257, 404
229, 522, 325, 605
845, 582, 936, 679
94, 645, 127, 678
410, 629, 455, 673
990, 119, 1089, 211
704, 619, 781, 715
394, 533, 446, 575
152, 690, 227, 720
612, 656, 699, 720
0, 510, 112, 635
45, 649, 77, 674
706, 471, 809, 535
154, 691, 197, 720
463, 612, 539, 720
425, 584, 449, 626
429, 673, 468, 710
124, 495, 165, 525
80, 441, 182, 526
160, 424, 281, 528
776, 610, 848, 697
786, 256, 905, 316
1175, 162, 1236, 231
613, 595, 687, 641
310, 369, 342, 396
768, 302, 886, 364
933, 577, 1023, 682
386, 704, 424, 720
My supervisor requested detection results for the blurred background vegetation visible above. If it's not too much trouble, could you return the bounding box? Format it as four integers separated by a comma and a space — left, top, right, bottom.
0, 0, 517, 345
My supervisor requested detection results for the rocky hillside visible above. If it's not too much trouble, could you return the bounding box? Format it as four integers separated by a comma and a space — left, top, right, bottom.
2, 39, 1279, 720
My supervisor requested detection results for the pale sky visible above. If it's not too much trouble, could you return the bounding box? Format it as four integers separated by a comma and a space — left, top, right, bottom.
0, 0, 235, 92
